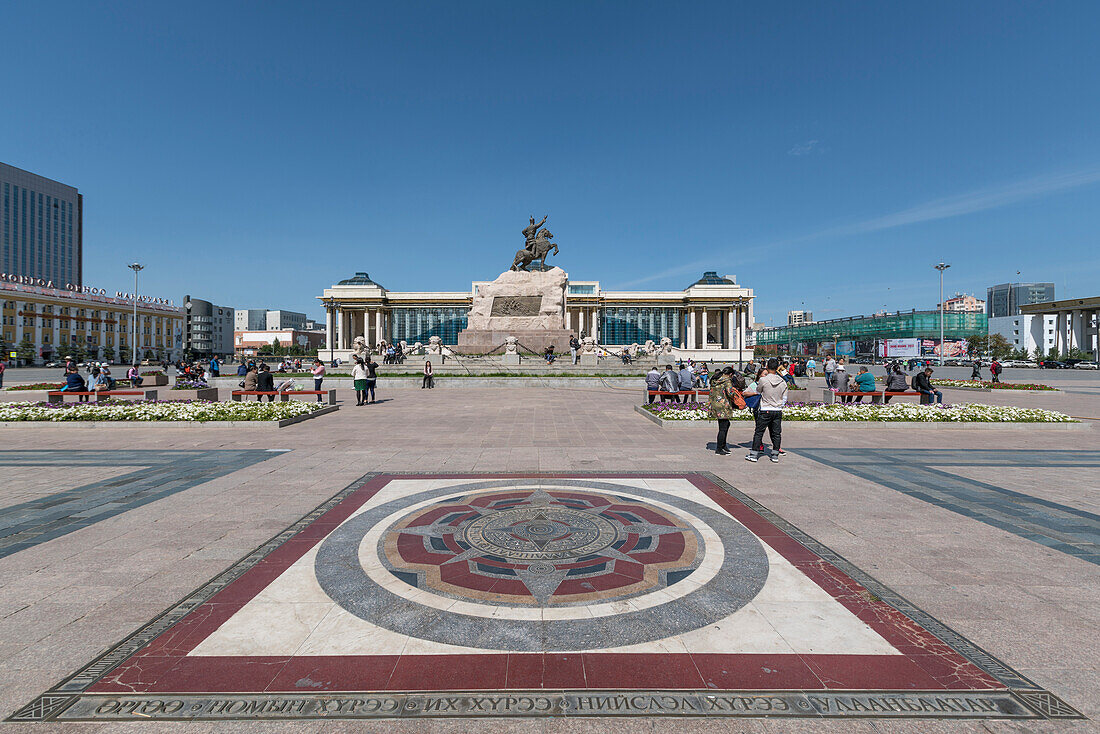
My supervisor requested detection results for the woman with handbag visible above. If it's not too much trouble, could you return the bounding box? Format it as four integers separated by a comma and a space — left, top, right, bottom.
708, 367, 746, 455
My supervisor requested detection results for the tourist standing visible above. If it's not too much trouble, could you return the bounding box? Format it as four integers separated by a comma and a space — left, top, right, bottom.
0, 358, 6, 390
365, 355, 379, 403
645, 366, 661, 403
311, 358, 326, 402
823, 356, 837, 387
570, 334, 580, 365
423, 360, 434, 389
990, 359, 1002, 383
352, 357, 368, 406
746, 358, 788, 463
970, 359, 982, 380
709, 367, 744, 455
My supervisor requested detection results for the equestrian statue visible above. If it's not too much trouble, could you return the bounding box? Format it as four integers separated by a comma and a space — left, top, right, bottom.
511, 214, 559, 271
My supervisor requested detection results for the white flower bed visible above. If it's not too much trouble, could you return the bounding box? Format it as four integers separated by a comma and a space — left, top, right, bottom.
0, 400, 324, 422
643, 402, 1074, 423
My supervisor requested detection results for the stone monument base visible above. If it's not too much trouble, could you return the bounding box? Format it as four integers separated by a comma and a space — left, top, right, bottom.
580, 353, 599, 366
501, 353, 521, 365
453, 329, 573, 356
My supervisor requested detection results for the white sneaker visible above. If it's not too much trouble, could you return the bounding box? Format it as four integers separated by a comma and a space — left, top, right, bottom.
744, 454, 758, 463
770, 455, 780, 463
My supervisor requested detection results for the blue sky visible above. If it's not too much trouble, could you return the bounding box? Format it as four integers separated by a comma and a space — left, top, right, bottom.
3, 1, 1098, 325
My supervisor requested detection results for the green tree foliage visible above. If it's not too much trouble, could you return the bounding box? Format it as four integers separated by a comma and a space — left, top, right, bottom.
17, 335, 36, 363
102, 346, 115, 362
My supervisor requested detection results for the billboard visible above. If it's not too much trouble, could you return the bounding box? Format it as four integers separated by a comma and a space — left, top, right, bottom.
836, 340, 856, 357
877, 338, 921, 358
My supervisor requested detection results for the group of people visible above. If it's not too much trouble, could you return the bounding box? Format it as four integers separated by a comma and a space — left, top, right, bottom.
970, 358, 1004, 383
644, 362, 712, 402
709, 358, 789, 462
822, 356, 945, 404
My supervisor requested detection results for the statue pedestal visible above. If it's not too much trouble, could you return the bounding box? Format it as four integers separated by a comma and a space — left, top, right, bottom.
580, 353, 598, 366
454, 267, 573, 355
501, 353, 520, 365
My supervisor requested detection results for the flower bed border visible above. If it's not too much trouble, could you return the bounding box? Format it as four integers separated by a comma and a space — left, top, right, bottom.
0, 404, 339, 429
633, 404, 1086, 430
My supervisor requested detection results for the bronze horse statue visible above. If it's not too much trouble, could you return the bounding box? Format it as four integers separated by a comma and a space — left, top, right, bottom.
511, 230, 558, 271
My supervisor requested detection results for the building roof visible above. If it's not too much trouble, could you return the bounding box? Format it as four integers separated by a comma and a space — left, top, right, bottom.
336, 272, 384, 287
689, 271, 735, 287
1019, 295, 1100, 314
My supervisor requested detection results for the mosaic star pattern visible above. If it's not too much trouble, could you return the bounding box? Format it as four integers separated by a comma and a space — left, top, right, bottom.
382, 488, 701, 605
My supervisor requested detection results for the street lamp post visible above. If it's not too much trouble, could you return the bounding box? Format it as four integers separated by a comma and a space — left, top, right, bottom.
127, 263, 144, 370
934, 262, 950, 367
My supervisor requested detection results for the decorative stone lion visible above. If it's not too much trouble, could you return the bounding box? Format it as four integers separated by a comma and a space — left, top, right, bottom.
581, 336, 598, 354
643, 340, 656, 355
412, 341, 424, 355
659, 337, 674, 354
427, 335, 442, 354
627, 343, 639, 359
352, 336, 369, 361
504, 336, 518, 354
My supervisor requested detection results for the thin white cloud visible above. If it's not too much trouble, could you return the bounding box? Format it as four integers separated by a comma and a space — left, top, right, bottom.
612, 166, 1100, 290
787, 140, 819, 156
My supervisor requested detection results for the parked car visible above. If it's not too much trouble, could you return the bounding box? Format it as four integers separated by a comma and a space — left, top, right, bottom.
1074, 361, 1098, 370
1038, 360, 1067, 369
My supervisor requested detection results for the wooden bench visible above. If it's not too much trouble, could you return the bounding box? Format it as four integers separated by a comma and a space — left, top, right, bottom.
47, 389, 159, 404
646, 390, 707, 402
823, 389, 923, 405
231, 390, 337, 405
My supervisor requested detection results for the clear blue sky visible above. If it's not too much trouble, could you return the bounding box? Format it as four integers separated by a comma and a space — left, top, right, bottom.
3, 1, 1098, 325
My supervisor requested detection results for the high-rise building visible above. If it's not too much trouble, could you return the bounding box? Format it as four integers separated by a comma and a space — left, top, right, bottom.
1, 162, 83, 287
787, 310, 813, 325
986, 283, 1055, 318
183, 296, 234, 356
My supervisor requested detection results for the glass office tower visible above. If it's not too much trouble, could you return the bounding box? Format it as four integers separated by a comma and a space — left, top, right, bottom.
1, 162, 83, 287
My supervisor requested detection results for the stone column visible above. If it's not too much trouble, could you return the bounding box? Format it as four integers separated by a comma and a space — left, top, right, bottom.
565, 308, 572, 331
701, 308, 709, 348
1071, 309, 1084, 351
591, 308, 599, 343
374, 310, 383, 346
337, 308, 345, 350
728, 307, 735, 349
688, 309, 697, 349
325, 309, 334, 353
578, 309, 585, 337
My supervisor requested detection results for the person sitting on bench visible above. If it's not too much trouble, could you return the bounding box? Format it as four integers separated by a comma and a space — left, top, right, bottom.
852, 366, 876, 402
60, 366, 89, 401
255, 364, 276, 400
913, 367, 943, 405
883, 364, 909, 402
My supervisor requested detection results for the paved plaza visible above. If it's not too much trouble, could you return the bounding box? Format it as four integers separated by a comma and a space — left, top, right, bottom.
0, 378, 1097, 732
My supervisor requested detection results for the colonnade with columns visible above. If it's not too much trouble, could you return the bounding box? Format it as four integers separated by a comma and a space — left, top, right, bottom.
1050, 307, 1100, 356
683, 303, 749, 350
326, 306, 388, 351
564, 306, 600, 342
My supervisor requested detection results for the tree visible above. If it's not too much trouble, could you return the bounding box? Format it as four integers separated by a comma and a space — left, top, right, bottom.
69, 342, 86, 363
270, 338, 284, 356
119, 345, 132, 364
966, 333, 989, 357
17, 336, 36, 364
102, 346, 115, 363
988, 333, 1013, 360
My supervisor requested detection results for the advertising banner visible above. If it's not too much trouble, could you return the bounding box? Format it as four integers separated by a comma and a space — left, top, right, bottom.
836, 340, 856, 357
879, 338, 921, 358
855, 339, 876, 357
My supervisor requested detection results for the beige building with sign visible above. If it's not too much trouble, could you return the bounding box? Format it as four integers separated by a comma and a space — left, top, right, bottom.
1, 280, 183, 364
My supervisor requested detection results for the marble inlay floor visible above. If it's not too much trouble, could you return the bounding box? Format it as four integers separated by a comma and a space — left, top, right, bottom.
0, 450, 283, 559
795, 450, 1100, 564
11, 472, 1080, 724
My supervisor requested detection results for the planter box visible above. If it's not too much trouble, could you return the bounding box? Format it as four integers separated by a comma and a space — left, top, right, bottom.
138, 374, 168, 387
169, 388, 220, 401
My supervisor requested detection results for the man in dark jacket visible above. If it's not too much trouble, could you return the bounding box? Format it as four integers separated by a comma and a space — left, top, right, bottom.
990, 360, 1002, 383
255, 365, 276, 401
970, 359, 982, 380
645, 366, 661, 403
913, 368, 943, 405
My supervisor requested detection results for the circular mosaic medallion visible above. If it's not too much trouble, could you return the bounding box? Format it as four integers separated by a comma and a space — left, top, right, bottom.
314, 479, 769, 651
381, 488, 702, 606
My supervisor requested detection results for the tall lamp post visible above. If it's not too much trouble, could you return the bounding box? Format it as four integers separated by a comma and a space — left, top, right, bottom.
934, 262, 950, 366
127, 263, 144, 370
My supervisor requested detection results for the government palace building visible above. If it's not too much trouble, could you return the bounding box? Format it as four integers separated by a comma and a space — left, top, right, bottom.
319, 270, 754, 363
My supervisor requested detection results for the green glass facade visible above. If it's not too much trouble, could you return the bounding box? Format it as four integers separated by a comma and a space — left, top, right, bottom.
390, 307, 468, 344
600, 306, 683, 346
756, 310, 987, 345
